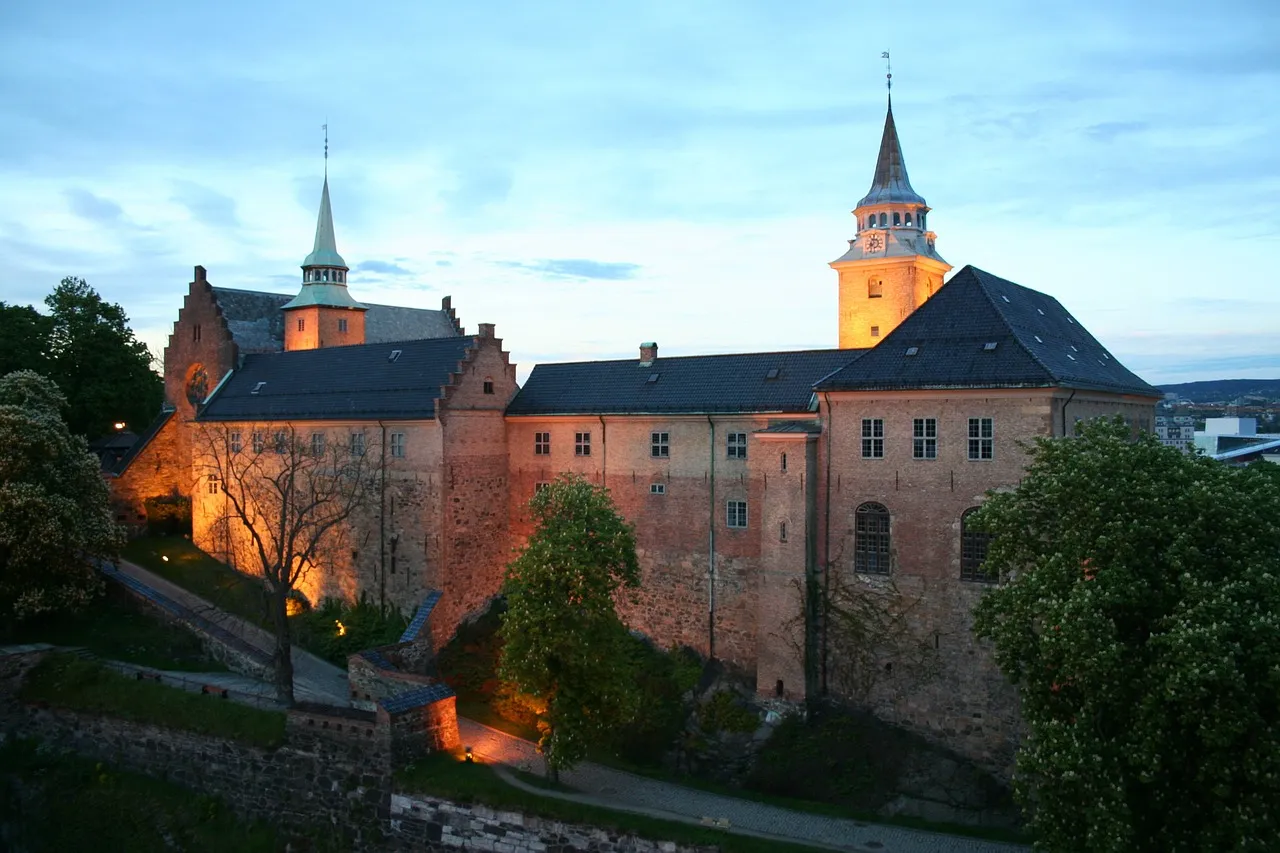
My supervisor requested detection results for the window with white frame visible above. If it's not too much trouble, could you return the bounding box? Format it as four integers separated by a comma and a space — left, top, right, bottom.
726, 500, 748, 529
651, 431, 670, 458
650, 483, 666, 495
338, 318, 348, 333
534, 481, 550, 494
727, 432, 747, 459
575, 431, 591, 457
311, 433, 325, 457
252, 432, 264, 453
206, 474, 219, 495
912, 418, 938, 459
274, 431, 288, 454
350, 432, 366, 457
229, 431, 242, 453
861, 418, 884, 459
854, 502, 891, 575
534, 432, 550, 455
968, 418, 994, 460
390, 432, 406, 458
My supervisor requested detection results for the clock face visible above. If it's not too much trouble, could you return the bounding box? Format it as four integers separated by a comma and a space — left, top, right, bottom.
186, 364, 210, 405
864, 232, 884, 253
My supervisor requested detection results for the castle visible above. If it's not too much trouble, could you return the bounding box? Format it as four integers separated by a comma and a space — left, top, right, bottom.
111, 96, 1161, 773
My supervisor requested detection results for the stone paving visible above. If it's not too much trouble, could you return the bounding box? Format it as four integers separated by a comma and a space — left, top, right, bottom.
105, 561, 1028, 853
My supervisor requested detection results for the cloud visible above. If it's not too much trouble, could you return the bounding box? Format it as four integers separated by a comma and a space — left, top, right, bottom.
171, 181, 240, 229
65, 188, 124, 224
356, 259, 411, 275
497, 258, 642, 281
1085, 121, 1147, 142
435, 259, 453, 267
440, 163, 514, 215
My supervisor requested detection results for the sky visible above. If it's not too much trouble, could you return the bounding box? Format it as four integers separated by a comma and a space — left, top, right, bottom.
2, 0, 1278, 385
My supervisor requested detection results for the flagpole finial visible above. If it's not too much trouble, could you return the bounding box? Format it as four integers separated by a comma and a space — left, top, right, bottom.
882, 50, 892, 93
322, 122, 329, 178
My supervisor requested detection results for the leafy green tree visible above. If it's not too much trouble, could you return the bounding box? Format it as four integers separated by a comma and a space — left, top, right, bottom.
499, 474, 643, 778
972, 418, 1280, 852
44, 277, 162, 439
0, 302, 53, 379
0, 371, 120, 619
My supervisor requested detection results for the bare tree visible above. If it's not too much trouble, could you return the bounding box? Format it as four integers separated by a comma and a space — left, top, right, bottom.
194, 422, 382, 704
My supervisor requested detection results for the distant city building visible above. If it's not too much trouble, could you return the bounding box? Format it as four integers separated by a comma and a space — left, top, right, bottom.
1195, 417, 1280, 465
1155, 415, 1196, 452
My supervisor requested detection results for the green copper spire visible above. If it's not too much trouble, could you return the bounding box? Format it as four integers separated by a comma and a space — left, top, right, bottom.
302, 177, 348, 269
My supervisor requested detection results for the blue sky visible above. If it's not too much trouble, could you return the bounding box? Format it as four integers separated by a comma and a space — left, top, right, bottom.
2, 0, 1278, 384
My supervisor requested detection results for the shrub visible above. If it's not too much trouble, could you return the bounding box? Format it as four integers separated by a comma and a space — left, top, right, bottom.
143, 494, 191, 537
288, 595, 408, 667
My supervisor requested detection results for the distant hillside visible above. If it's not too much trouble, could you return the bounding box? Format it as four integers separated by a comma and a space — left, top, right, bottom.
1159, 379, 1280, 404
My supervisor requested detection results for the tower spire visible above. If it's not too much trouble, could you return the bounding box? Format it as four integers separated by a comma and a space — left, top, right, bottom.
323, 121, 328, 179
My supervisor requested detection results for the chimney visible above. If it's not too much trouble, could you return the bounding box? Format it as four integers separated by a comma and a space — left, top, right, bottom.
478, 323, 495, 339
194, 265, 207, 283
639, 342, 658, 367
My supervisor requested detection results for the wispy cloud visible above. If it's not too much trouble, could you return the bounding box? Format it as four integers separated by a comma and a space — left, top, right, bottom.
171, 181, 240, 229
497, 258, 642, 281
65, 188, 124, 224
356, 259, 411, 275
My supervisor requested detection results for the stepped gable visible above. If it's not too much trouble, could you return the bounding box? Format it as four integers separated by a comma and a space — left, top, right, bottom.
199, 335, 475, 421
210, 287, 459, 354
507, 348, 864, 416
815, 265, 1161, 397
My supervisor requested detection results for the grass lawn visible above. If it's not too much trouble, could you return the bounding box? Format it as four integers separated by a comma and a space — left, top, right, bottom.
1, 583, 228, 672
121, 536, 270, 626
0, 738, 286, 853
21, 653, 286, 749
395, 749, 831, 853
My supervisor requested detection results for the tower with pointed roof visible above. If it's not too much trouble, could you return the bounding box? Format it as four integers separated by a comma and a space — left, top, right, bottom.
282, 177, 368, 351
831, 95, 951, 349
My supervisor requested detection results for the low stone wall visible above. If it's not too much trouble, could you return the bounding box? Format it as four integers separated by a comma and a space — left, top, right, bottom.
349, 649, 440, 710
387, 793, 718, 853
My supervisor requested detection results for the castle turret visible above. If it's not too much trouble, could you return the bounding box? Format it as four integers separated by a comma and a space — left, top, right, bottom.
831, 96, 951, 349
282, 176, 368, 350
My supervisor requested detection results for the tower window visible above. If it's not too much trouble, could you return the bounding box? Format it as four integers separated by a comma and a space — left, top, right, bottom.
868, 279, 883, 299
338, 318, 348, 333
193, 324, 202, 343
297, 318, 305, 332
867, 216, 874, 229
905, 212, 912, 225
892, 212, 901, 226
483, 378, 495, 394
879, 212, 887, 226
871, 325, 880, 337
920, 213, 926, 229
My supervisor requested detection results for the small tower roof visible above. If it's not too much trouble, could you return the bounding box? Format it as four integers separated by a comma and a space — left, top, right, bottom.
302, 177, 348, 269
856, 98, 927, 209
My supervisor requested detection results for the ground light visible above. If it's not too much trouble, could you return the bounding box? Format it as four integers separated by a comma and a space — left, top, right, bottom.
161, 555, 169, 562
464, 746, 474, 763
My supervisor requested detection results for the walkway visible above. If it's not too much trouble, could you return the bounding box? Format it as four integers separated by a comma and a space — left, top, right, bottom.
109, 559, 1027, 853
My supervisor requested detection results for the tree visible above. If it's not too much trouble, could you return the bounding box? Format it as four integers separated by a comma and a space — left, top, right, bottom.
971, 418, 1280, 852
194, 423, 383, 704
0, 371, 120, 619
0, 303, 53, 379
44, 277, 162, 439
499, 474, 642, 778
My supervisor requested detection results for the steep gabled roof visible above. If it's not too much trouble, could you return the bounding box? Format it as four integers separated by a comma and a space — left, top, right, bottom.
211, 287, 459, 354
507, 349, 863, 416
198, 336, 474, 421
815, 266, 1160, 397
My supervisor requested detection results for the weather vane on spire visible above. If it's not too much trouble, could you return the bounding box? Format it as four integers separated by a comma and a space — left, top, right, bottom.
882, 50, 891, 91
322, 122, 329, 178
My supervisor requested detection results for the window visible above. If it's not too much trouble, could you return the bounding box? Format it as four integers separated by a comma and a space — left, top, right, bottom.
912, 418, 937, 460
297, 318, 305, 332
726, 500, 748, 529
870, 325, 880, 338
193, 324, 201, 343
854, 502, 891, 575
905, 212, 912, 225
879, 212, 887, 226
868, 278, 883, 298
534, 432, 550, 455
892, 212, 901, 226
206, 474, 219, 495
861, 418, 884, 459
390, 432, 406, 458
650, 483, 666, 495
338, 318, 348, 333
961, 508, 995, 582
350, 432, 366, 457
727, 432, 747, 459
311, 433, 325, 457
252, 432, 264, 453
229, 431, 242, 453
651, 431, 669, 458
534, 481, 550, 494
780, 452, 787, 472
274, 431, 288, 454
779, 521, 788, 543
968, 418, 994, 460
483, 379, 495, 395
575, 431, 591, 457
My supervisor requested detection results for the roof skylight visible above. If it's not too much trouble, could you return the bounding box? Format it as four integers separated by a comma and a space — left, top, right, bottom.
1034, 335, 1043, 343
983, 342, 999, 351
1001, 295, 1011, 303
646, 373, 660, 384
766, 367, 780, 380
389, 349, 402, 363
905, 346, 919, 356
1066, 353, 1077, 361
251, 381, 266, 395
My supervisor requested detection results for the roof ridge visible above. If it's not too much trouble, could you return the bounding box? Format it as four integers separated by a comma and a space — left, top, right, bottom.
531, 346, 861, 370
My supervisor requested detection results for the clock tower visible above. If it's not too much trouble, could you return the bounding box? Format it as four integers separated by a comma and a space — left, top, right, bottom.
831, 95, 951, 349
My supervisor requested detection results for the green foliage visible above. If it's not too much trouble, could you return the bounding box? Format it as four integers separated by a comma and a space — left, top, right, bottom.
1, 582, 227, 672
43, 276, 163, 439
0, 301, 54, 378
290, 596, 408, 666
699, 690, 759, 735
0, 738, 282, 853
972, 417, 1280, 851
21, 653, 286, 748
499, 474, 643, 774
0, 370, 120, 620
144, 494, 193, 537
122, 536, 269, 625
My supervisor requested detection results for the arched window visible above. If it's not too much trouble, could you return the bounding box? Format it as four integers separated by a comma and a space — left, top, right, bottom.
868, 278, 883, 298
892, 212, 901, 226
854, 502, 891, 575
904, 212, 912, 225
879, 212, 887, 226
960, 508, 994, 582
867, 216, 874, 229
919, 213, 927, 230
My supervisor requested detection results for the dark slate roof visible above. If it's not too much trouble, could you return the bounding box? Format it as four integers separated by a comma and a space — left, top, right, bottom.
111, 407, 175, 475
507, 349, 864, 416
211, 287, 458, 354
756, 421, 822, 434
400, 590, 441, 643
379, 683, 456, 714
198, 336, 474, 421
815, 266, 1161, 397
